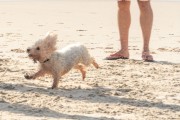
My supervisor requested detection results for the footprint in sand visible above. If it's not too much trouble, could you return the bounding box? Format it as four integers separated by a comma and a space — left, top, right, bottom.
5, 33, 21, 38
6, 33, 13, 36
158, 47, 180, 52
0, 67, 4, 72
57, 22, 64, 25
105, 47, 113, 49
129, 46, 140, 50
38, 24, 44, 27
0, 58, 10, 63
76, 29, 87, 32
11, 48, 25, 53
0, 34, 3, 37
7, 22, 13, 25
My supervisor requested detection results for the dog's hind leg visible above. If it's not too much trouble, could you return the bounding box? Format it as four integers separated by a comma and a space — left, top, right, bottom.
75, 64, 86, 80
91, 57, 99, 69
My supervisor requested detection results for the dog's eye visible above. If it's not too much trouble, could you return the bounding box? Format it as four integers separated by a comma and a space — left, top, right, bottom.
36, 47, 40, 50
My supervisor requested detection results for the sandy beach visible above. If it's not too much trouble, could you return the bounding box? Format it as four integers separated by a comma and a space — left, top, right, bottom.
0, 0, 180, 120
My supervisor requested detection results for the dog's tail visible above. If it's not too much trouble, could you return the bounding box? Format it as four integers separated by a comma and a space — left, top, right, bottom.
80, 45, 99, 68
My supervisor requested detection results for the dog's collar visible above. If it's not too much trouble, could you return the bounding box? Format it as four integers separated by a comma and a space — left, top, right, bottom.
43, 58, 50, 63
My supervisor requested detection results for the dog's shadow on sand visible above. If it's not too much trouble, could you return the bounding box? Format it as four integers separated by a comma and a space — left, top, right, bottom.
0, 83, 115, 120
0, 82, 121, 120
0, 82, 180, 119
0, 102, 110, 120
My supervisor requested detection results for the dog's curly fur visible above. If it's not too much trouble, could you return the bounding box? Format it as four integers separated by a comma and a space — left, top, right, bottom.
25, 32, 99, 89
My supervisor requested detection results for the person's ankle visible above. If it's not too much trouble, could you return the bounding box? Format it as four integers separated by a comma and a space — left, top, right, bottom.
143, 48, 150, 53
119, 49, 129, 54
118, 49, 129, 57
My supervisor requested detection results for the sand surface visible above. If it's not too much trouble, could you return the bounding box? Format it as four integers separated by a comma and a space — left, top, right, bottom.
0, 0, 180, 120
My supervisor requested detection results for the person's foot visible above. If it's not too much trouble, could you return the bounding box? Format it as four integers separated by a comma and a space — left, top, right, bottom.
105, 50, 129, 60
142, 51, 153, 62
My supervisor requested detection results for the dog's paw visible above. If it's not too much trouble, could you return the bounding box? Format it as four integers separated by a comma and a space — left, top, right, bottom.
47, 87, 55, 90
51, 85, 58, 89
24, 73, 33, 79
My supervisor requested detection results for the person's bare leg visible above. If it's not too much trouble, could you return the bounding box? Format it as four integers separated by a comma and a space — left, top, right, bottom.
118, 1, 130, 56
138, 1, 153, 61
106, 1, 130, 60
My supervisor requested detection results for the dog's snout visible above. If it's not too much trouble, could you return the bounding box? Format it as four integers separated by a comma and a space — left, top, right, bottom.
27, 48, 31, 52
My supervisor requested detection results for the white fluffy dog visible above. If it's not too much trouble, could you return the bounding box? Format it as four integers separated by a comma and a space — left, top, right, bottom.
25, 32, 99, 89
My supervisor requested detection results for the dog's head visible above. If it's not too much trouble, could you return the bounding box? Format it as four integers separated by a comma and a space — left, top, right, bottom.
27, 32, 57, 63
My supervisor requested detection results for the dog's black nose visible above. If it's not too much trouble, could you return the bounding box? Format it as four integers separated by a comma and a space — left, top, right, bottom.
27, 48, 31, 52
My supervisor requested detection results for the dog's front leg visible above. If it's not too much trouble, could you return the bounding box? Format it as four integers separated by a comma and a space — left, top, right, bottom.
25, 69, 46, 80
51, 74, 61, 89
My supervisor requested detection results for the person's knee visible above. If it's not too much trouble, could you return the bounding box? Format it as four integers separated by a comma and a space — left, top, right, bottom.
118, 1, 130, 11
138, 2, 152, 13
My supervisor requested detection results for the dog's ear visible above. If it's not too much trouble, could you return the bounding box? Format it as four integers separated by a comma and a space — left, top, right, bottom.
45, 32, 57, 42
44, 32, 57, 48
